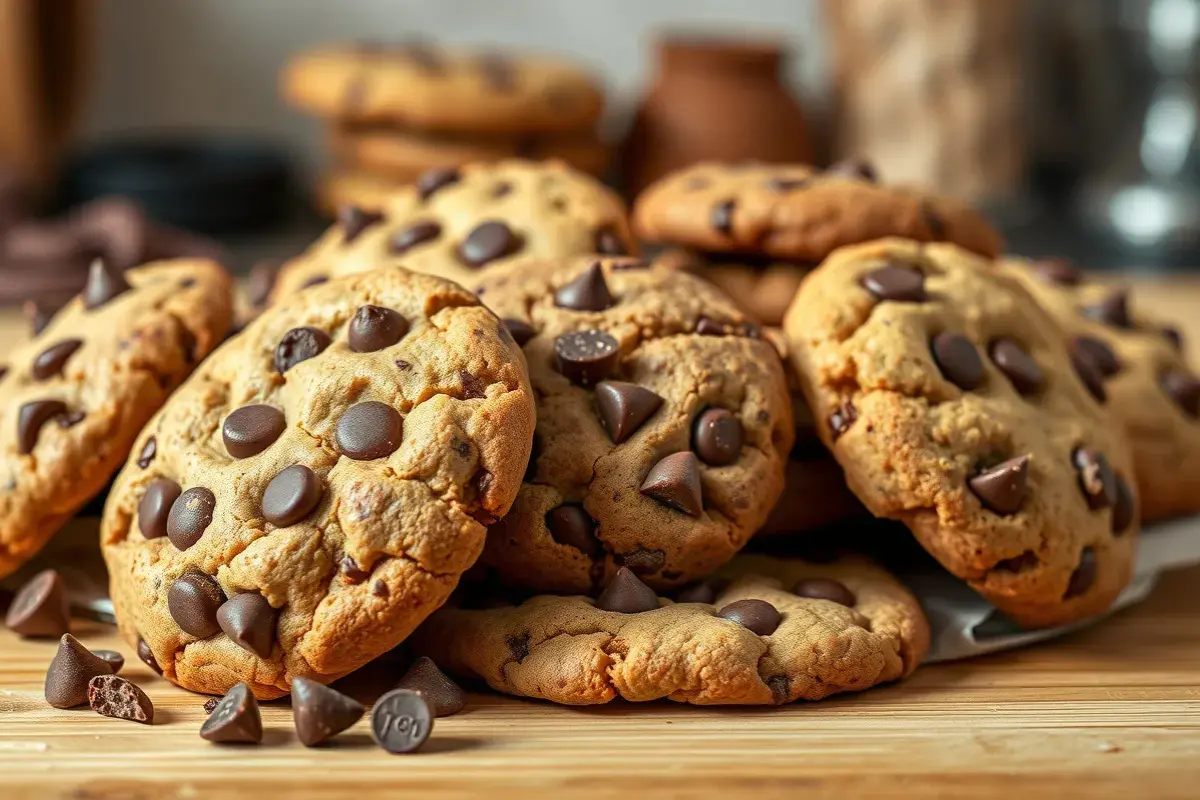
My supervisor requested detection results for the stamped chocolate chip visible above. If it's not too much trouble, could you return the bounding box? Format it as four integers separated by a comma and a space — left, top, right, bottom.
989, 338, 1043, 395
458, 220, 522, 267
595, 567, 659, 613
222, 405, 286, 459
292, 676, 365, 747
1160, 370, 1200, 417
167, 487, 216, 550
45, 634, 113, 708
217, 593, 278, 659
201, 683, 262, 744
168, 572, 226, 638
595, 381, 662, 444
554, 261, 615, 311
417, 167, 461, 201
675, 582, 716, 604
94, 650, 124, 674
593, 225, 628, 255
396, 656, 466, 717
1064, 547, 1097, 599
17, 399, 67, 454
248, 260, 279, 307
711, 199, 736, 236
32, 339, 83, 380
826, 158, 878, 182
860, 264, 926, 302
969, 455, 1030, 515
348, 305, 409, 352
640, 452, 703, 517
336, 402, 404, 460
137, 638, 162, 675
828, 400, 857, 441
793, 578, 856, 607
553, 329, 620, 386
1071, 349, 1107, 403
5, 569, 68, 637
138, 478, 181, 540
88, 675, 153, 724
82, 258, 132, 310
262, 465, 323, 526
545, 505, 602, 557
1112, 476, 1135, 535
1033, 258, 1082, 286
1073, 335, 1121, 377
371, 689, 433, 754
692, 408, 743, 466
137, 436, 157, 469
716, 599, 781, 635
390, 220, 442, 254
274, 327, 331, 374
337, 204, 385, 244
931, 332, 984, 390
502, 318, 536, 347
1072, 447, 1118, 510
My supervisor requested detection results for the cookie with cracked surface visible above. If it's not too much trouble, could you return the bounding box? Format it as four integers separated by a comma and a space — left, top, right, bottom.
1001, 258, 1200, 522
412, 554, 928, 706
633, 161, 1004, 263
784, 239, 1138, 628
278, 159, 636, 299
0, 259, 232, 578
282, 44, 604, 134
100, 268, 535, 698
476, 255, 793, 593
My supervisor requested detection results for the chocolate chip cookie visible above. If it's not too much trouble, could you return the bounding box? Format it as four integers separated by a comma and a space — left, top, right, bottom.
412, 554, 929, 705
100, 268, 535, 698
282, 44, 604, 134
475, 255, 793, 593
0, 259, 233, 578
784, 239, 1138, 629
276, 159, 636, 299
1002, 258, 1200, 522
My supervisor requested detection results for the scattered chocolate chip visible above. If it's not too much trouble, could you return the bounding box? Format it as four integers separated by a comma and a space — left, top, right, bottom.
793, 578, 856, 607
341, 556, 369, 583
1162, 325, 1184, 351
168, 572, 227, 638
828, 400, 857, 441
502, 318, 536, 347
931, 332, 984, 390
507, 633, 530, 662
348, 305, 409, 352
692, 408, 743, 466
200, 683, 262, 744
675, 582, 716, 604
372, 580, 389, 598
696, 316, 728, 336
372, 689, 433, 754
57, 409, 85, 428
1112, 476, 1135, 535
1033, 258, 1082, 286
458, 220, 522, 267
274, 327, 331, 374
593, 225, 628, 255
94, 650, 124, 674
88, 674, 153, 724
5, 569, 68, 637
137, 638, 162, 675
336, 402, 404, 460
396, 656, 466, 717
291, 676, 365, 747
768, 674, 790, 704
610, 259, 650, 271
45, 634, 113, 708
82, 259, 131, 310
1160, 370, 1200, 417
1065, 548, 1097, 599
711, 199, 736, 236
417, 167, 461, 201
989, 338, 1043, 395
137, 478, 181, 540
300, 275, 328, 291
337, 204, 385, 244
992, 551, 1039, 573
545, 505, 602, 557
826, 158, 878, 182
1073, 335, 1121, 377
490, 181, 513, 199
389, 219, 442, 255
1081, 288, 1132, 329
620, 548, 666, 574
595, 381, 662, 444
0, 366, 7, 381
716, 599, 781, 635
459, 370, 488, 399
248, 260, 280, 307
17, 399, 67, 454
554, 261, 616, 311
262, 465, 324, 526
766, 176, 809, 192
167, 487, 216, 550
860, 263, 926, 302
969, 455, 1030, 515
640, 452, 703, 517
595, 567, 659, 613
136, 437, 157, 469
24, 300, 55, 335
222, 405, 286, 459
1071, 349, 1107, 403
217, 593, 278, 659
922, 202, 946, 240
1072, 447, 1118, 510
32, 339, 83, 380
553, 329, 620, 386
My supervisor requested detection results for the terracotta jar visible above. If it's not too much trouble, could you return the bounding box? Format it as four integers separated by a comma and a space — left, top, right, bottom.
621, 35, 815, 198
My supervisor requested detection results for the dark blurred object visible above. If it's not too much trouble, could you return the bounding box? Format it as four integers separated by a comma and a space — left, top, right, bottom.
59, 136, 291, 235
620, 34, 814, 198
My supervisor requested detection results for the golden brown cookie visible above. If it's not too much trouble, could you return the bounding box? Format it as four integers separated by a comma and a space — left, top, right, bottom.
315, 169, 406, 217
100, 268, 535, 699
0, 259, 232, 578
785, 239, 1138, 629
659, 248, 812, 326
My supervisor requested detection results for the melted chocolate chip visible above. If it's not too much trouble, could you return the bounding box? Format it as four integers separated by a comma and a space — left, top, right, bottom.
336, 402, 404, 460
138, 478, 181, 540
32, 339, 83, 380
274, 327, 331, 374
969, 455, 1030, 515
691, 408, 743, 466
167, 572, 226, 638
348, 305, 408, 352
166, 487, 217, 550
390, 220, 442, 254
545, 505, 602, 557
262, 465, 323, 526
222, 405, 286, 459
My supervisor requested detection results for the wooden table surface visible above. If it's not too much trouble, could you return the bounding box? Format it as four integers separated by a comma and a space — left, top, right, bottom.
2, 278, 1200, 799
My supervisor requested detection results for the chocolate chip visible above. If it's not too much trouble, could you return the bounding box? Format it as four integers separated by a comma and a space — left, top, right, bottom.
168, 572, 226, 638
1081, 288, 1132, 329
1112, 476, 1135, 535
417, 167, 461, 201
1033, 258, 1082, 286
716, 599, 781, 635
458, 220, 522, 267
696, 317, 728, 336
24, 300, 55, 335
768, 674, 790, 704
595, 381, 662, 444
640, 452, 703, 517
595, 567, 659, 613
1072, 447, 1118, 510
969, 455, 1030, 515
793, 578, 856, 607
692, 408, 743, 466
262, 465, 323, 526
507, 633, 530, 661
621, 548, 666, 574
390, 220, 442, 254
826, 158, 878, 182
922, 202, 946, 240
553, 329, 620, 387
371, 689, 433, 754
458, 370, 487, 400
136, 437, 157, 469
1160, 370, 1200, 417
1163, 325, 1184, 351
88, 675, 153, 724
17, 399, 67, 454
300, 275, 328, 291
58, 410, 85, 428
341, 556, 369, 583
502, 318, 536, 347
711, 199, 736, 236
1071, 349, 1107, 403
1064, 548, 1097, 599
217, 593, 278, 659
248, 260, 279, 307
372, 579, 389, 598
94, 650, 124, 674
45, 634, 113, 708
546, 505, 602, 557
931, 332, 984, 390
478, 53, 515, 89
82, 258, 132, 310
593, 225, 628, 255
138, 478, 181, 540
1073, 335, 1121, 377
828, 400, 857, 441
167, 487, 216, 550
675, 582, 716, 604
274, 327, 331, 375
291, 676, 365, 747
5, 569, 68, 637
554, 261, 616, 312
337, 204, 385, 244
200, 683, 262, 744
336, 402, 404, 460
348, 305, 409, 353
490, 181, 513, 199
989, 338, 1043, 395
396, 656, 466, 717
222, 405, 286, 459
137, 638, 162, 675
32, 339, 83, 380
860, 264, 926, 302
766, 177, 809, 192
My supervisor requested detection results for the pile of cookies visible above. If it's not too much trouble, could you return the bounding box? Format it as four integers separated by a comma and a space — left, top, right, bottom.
283, 42, 610, 213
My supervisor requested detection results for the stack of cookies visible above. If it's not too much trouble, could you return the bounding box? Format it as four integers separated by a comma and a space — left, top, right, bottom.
282, 42, 610, 214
